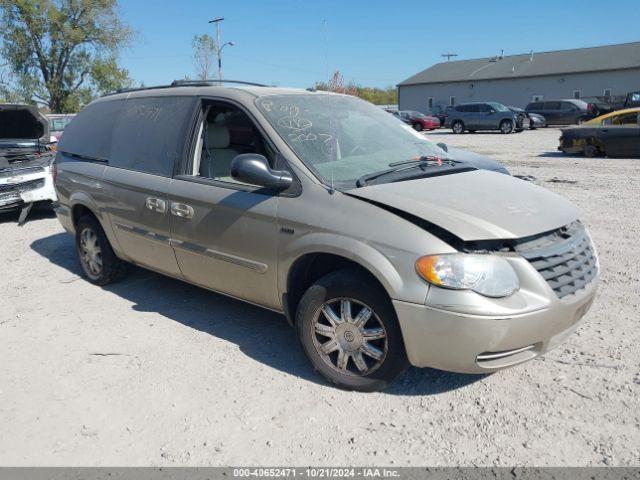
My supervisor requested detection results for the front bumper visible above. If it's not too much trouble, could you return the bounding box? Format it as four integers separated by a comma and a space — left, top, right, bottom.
393, 274, 598, 374
0, 167, 57, 211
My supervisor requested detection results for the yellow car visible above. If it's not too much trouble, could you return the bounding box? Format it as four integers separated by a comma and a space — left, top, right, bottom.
584, 107, 640, 126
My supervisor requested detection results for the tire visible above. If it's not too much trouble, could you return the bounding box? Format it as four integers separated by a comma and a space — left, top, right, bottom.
75, 215, 127, 286
500, 119, 514, 134
584, 144, 600, 158
452, 121, 465, 134
413, 123, 423, 132
296, 269, 409, 392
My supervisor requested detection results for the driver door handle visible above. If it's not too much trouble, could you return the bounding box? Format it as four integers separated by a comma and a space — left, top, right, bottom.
170, 202, 194, 219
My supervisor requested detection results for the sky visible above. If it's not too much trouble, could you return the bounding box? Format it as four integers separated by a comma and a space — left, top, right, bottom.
118, 0, 640, 89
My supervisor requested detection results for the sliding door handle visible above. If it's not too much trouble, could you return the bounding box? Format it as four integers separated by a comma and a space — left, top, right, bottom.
145, 197, 167, 213
170, 202, 194, 219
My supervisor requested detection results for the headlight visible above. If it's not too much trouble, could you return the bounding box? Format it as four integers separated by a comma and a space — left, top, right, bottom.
415, 253, 519, 298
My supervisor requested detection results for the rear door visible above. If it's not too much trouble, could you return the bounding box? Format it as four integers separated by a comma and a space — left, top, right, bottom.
457, 105, 477, 129
102, 95, 197, 276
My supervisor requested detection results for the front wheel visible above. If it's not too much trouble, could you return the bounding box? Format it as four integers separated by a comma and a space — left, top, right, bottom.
296, 269, 409, 392
500, 120, 514, 134
452, 121, 465, 134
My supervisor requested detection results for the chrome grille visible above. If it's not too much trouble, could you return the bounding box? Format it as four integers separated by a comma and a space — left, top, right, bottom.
0, 178, 45, 194
0, 165, 45, 178
516, 222, 598, 298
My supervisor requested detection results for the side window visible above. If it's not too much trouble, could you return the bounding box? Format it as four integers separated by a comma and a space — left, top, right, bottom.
57, 99, 123, 160
108, 96, 195, 177
455, 105, 466, 113
478, 104, 491, 113
561, 101, 577, 111
527, 102, 542, 110
195, 102, 275, 184
545, 101, 561, 110
614, 113, 639, 125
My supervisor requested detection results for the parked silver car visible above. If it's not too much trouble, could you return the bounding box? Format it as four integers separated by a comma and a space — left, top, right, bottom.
445, 102, 525, 134
53, 82, 599, 391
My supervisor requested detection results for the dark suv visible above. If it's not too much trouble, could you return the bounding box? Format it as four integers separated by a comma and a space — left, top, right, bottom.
525, 99, 595, 125
444, 102, 523, 134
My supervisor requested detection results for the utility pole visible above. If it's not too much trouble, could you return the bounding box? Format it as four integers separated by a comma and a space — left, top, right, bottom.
441, 53, 458, 62
208, 17, 235, 82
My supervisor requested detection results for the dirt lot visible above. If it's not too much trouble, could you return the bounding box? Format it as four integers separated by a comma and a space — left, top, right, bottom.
1, 127, 639, 466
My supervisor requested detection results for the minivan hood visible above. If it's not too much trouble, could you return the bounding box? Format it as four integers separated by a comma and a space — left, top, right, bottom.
347, 170, 579, 242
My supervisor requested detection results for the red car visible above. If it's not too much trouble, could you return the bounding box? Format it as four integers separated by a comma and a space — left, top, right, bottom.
397, 110, 440, 131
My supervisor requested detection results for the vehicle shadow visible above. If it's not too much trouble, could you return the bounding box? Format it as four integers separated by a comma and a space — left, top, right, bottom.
0, 204, 56, 224
538, 151, 580, 158
30, 232, 485, 396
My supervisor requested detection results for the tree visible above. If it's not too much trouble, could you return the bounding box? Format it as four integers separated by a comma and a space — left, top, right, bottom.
315, 70, 398, 105
0, 0, 133, 112
192, 34, 216, 81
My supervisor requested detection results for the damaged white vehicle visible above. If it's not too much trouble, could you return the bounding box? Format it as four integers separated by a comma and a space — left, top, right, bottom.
0, 104, 57, 223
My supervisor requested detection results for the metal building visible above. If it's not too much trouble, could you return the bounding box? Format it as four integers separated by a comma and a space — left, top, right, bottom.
397, 42, 640, 112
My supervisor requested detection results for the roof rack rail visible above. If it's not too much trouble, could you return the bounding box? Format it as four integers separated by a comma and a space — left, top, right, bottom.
170, 79, 268, 87
107, 84, 170, 95
104, 79, 269, 97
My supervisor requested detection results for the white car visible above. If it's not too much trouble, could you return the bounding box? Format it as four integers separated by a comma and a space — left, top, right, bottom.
0, 104, 57, 224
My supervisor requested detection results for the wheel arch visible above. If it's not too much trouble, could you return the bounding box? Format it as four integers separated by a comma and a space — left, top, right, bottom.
69, 193, 124, 260
280, 236, 404, 326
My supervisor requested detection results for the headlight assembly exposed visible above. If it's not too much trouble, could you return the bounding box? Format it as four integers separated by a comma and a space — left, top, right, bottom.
415, 253, 519, 298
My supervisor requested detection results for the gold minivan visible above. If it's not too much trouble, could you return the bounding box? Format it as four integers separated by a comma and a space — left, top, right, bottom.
53, 81, 599, 391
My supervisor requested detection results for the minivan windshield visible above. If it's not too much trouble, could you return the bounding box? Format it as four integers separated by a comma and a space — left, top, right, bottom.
256, 94, 451, 186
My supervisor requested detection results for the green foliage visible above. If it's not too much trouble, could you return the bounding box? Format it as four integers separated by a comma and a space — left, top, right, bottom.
315, 70, 397, 105
0, 0, 133, 112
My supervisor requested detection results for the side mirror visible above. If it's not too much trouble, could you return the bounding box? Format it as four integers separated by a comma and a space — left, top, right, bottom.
230, 154, 293, 191
437, 142, 448, 152
488, 109, 496, 114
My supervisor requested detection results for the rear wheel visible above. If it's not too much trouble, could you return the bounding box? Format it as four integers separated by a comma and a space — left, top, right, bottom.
452, 121, 465, 134
296, 269, 409, 392
500, 119, 514, 134
413, 123, 423, 131
76, 215, 126, 285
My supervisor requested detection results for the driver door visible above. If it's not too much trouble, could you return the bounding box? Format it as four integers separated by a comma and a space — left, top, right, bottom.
168, 100, 281, 309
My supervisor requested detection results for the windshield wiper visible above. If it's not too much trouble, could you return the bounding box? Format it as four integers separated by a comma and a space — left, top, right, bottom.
356, 156, 461, 187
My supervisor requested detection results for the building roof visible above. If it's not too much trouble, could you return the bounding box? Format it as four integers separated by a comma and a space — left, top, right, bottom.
398, 42, 640, 86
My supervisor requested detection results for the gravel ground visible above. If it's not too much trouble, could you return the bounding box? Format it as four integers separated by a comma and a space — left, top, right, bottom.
1, 127, 639, 466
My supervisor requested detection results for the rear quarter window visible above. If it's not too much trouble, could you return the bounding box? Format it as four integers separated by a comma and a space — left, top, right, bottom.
57, 99, 123, 160
109, 96, 196, 177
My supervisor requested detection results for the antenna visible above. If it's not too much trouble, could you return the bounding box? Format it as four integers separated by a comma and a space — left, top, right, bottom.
441, 53, 458, 62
